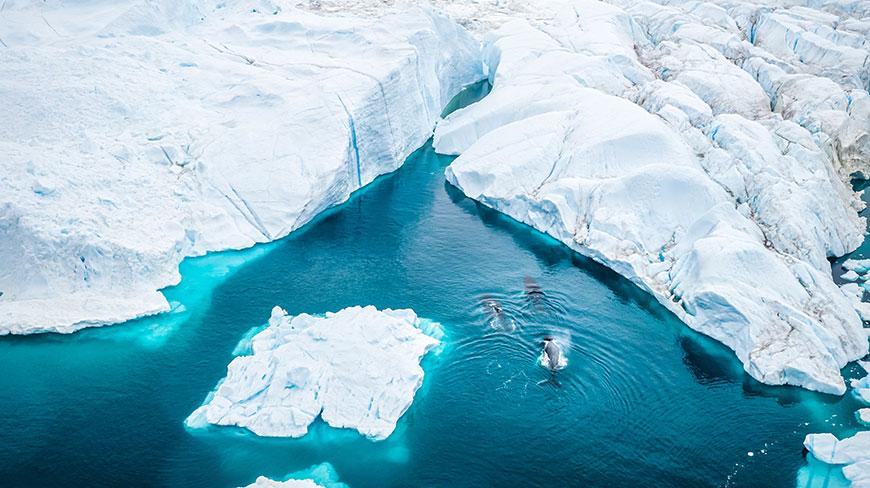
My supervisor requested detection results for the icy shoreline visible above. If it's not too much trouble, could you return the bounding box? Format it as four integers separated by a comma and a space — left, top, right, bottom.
0, 0, 482, 334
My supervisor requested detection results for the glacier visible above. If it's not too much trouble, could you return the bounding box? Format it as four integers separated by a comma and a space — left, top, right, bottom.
434, 0, 870, 394
0, 0, 482, 334
187, 305, 442, 440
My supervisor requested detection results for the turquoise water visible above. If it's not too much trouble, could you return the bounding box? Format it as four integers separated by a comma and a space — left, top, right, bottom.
0, 83, 867, 487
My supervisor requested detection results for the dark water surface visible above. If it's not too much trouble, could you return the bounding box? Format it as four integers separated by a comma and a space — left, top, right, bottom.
0, 83, 866, 488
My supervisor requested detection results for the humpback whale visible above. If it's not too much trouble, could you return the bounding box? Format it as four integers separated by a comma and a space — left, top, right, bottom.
542, 337, 564, 371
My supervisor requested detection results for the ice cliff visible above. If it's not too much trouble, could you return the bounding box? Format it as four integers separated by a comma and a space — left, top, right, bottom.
434, 0, 870, 394
0, 0, 482, 334
187, 306, 442, 440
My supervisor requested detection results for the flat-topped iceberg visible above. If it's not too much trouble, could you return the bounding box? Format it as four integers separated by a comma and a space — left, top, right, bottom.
187, 306, 442, 440
435, 0, 869, 393
0, 0, 482, 334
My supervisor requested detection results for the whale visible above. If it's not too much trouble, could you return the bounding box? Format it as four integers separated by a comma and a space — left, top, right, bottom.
542, 337, 563, 371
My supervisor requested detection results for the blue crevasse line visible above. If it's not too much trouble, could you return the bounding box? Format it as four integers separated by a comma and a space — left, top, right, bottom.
749, 22, 757, 44
710, 126, 720, 141
336, 94, 362, 189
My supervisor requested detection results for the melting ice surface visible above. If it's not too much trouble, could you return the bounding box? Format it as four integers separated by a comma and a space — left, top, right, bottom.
0, 83, 867, 487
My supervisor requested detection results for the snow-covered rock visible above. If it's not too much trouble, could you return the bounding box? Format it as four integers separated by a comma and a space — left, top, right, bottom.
435, 0, 868, 393
0, 0, 482, 334
805, 432, 870, 486
187, 305, 442, 440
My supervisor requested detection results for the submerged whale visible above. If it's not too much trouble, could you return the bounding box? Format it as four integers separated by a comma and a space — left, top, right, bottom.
523, 276, 544, 307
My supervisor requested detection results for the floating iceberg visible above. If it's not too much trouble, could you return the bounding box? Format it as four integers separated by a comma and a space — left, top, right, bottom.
187, 306, 442, 440
435, 0, 869, 393
805, 432, 870, 486
853, 372, 870, 405
240, 463, 346, 488
0, 0, 482, 334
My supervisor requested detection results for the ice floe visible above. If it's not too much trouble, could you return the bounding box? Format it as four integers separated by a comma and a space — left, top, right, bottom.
187, 305, 442, 440
805, 432, 870, 486
435, 0, 869, 393
0, 0, 482, 334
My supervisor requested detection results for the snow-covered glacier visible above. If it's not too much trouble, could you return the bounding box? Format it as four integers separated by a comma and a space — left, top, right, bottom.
435, 0, 870, 394
187, 306, 442, 440
0, 0, 482, 334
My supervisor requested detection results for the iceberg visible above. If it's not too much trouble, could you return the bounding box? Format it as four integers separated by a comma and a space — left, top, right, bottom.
435, 0, 868, 393
805, 432, 870, 486
241, 462, 346, 488
0, 0, 483, 334
187, 305, 442, 440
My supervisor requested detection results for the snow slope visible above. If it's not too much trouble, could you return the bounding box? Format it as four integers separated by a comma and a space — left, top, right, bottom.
187, 306, 442, 440
435, 0, 870, 393
0, 0, 482, 334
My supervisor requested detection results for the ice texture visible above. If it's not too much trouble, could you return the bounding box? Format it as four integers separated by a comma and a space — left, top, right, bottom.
805, 432, 870, 486
434, 0, 869, 393
187, 306, 442, 440
0, 0, 483, 334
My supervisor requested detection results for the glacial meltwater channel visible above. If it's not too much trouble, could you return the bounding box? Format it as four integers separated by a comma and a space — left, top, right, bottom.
1, 83, 867, 487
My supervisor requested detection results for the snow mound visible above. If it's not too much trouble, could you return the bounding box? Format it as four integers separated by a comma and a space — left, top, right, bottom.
435, 0, 868, 394
0, 0, 482, 334
187, 305, 442, 440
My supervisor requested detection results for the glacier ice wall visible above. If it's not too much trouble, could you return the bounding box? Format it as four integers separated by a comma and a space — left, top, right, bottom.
435, 0, 870, 394
0, 0, 483, 334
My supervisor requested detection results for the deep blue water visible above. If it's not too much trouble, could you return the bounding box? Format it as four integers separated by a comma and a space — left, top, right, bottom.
0, 83, 867, 488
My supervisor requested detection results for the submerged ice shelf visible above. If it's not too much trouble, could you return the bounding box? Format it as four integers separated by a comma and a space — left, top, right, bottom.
0, 0, 483, 334
187, 306, 442, 440
434, 0, 870, 394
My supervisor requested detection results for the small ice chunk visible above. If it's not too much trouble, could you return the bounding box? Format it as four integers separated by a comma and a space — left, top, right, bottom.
843, 270, 861, 281
805, 432, 870, 464
844, 259, 870, 274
